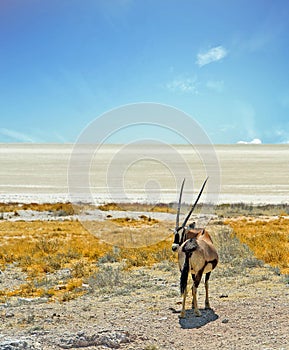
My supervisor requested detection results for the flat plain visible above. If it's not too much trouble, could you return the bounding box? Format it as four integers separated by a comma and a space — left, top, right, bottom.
0, 144, 288, 349
0, 143, 288, 204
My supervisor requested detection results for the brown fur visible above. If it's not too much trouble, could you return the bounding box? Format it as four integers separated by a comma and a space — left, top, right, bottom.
178, 228, 218, 318
184, 228, 214, 243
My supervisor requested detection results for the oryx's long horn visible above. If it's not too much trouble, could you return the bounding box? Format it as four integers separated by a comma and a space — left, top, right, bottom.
175, 178, 185, 230
181, 177, 208, 229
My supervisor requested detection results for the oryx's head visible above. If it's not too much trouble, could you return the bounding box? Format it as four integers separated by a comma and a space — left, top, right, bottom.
172, 177, 208, 252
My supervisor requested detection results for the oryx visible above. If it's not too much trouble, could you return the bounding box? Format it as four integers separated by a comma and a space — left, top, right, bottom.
172, 178, 218, 318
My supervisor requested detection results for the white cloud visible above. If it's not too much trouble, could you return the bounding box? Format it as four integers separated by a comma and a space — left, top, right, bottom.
0, 128, 35, 142
166, 77, 198, 94
196, 46, 228, 67
237, 138, 262, 144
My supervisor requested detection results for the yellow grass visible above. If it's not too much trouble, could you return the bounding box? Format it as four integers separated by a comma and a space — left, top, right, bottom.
2, 204, 288, 303
0, 202, 75, 214
225, 216, 289, 274
0, 220, 175, 301
109, 216, 159, 227
97, 202, 176, 213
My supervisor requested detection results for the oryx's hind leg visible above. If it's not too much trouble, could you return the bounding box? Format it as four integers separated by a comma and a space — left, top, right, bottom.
191, 272, 202, 317
205, 272, 211, 309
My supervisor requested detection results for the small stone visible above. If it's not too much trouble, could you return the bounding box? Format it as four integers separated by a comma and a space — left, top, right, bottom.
222, 318, 229, 324
219, 294, 228, 298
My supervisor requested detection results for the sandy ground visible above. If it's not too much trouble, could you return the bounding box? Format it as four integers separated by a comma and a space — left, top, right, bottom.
1, 245, 289, 349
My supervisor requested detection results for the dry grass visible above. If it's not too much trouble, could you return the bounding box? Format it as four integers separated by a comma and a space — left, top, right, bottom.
81, 218, 173, 248
97, 202, 176, 213
1, 201, 289, 217
0, 221, 108, 301
0, 220, 175, 302
215, 203, 289, 217
109, 215, 159, 227
225, 216, 289, 274
1, 202, 289, 303
0, 202, 75, 214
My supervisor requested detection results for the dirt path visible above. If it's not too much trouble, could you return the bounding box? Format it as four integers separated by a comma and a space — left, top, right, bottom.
1, 263, 288, 350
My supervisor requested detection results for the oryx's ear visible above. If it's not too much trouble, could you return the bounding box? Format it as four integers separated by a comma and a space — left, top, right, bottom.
188, 222, 196, 229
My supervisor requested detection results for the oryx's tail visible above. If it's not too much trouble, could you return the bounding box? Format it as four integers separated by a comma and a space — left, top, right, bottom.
180, 238, 198, 295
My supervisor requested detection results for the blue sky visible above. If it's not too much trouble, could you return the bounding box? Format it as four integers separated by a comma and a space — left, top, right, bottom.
1, 0, 289, 144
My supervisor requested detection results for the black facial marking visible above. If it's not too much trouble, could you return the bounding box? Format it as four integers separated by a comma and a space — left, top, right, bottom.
173, 232, 180, 245
180, 228, 186, 245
